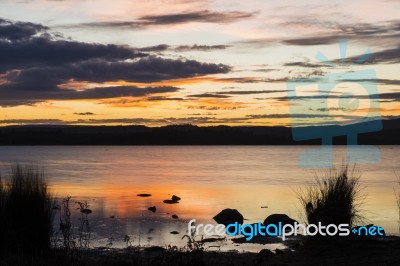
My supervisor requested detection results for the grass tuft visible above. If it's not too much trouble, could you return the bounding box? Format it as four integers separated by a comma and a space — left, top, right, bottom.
395, 172, 400, 233
298, 164, 365, 228
0, 164, 54, 254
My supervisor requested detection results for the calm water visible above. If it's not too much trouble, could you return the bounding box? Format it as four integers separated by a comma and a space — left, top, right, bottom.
0, 146, 399, 251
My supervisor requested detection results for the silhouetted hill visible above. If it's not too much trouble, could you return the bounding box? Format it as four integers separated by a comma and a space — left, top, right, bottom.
0, 119, 399, 145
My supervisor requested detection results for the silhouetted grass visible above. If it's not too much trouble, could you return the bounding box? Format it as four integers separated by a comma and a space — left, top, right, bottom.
395, 172, 400, 233
0, 164, 54, 254
298, 164, 365, 228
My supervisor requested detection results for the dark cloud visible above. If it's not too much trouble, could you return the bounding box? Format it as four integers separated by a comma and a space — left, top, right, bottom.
221, 89, 287, 95
189, 93, 231, 99
253, 68, 276, 73
0, 18, 231, 106
340, 78, 400, 85
344, 47, 400, 65
0, 18, 47, 41
138, 44, 170, 52
73, 112, 95, 116
274, 91, 400, 102
0, 37, 145, 70
140, 10, 254, 24
0, 21, 144, 71
0, 86, 180, 106
237, 21, 400, 50
188, 90, 287, 99
147, 96, 185, 101
137, 44, 230, 53
283, 61, 329, 68
0, 119, 64, 125
1, 57, 229, 92
246, 114, 332, 119
175, 44, 230, 52
75, 10, 254, 29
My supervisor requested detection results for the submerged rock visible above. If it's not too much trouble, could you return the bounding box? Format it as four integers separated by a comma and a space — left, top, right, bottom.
163, 199, 179, 204
137, 194, 152, 197
172, 195, 181, 201
163, 195, 181, 204
148, 206, 157, 213
213, 209, 243, 226
171, 214, 179, 219
263, 214, 297, 226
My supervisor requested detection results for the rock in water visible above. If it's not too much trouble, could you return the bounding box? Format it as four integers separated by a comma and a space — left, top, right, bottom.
163, 199, 179, 204
213, 209, 243, 226
137, 194, 152, 197
148, 206, 156, 213
263, 214, 297, 227
171, 195, 181, 202
171, 214, 179, 219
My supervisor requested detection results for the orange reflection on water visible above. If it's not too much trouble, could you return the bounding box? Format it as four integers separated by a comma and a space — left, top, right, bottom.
50, 183, 238, 221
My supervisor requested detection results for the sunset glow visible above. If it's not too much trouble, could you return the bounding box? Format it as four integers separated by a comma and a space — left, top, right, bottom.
0, 0, 399, 126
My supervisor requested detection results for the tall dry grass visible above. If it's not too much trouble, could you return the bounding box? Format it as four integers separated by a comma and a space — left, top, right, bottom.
0, 164, 54, 254
395, 172, 400, 233
298, 164, 365, 228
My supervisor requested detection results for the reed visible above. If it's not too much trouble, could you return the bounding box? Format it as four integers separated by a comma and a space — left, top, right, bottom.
0, 164, 54, 254
298, 164, 365, 228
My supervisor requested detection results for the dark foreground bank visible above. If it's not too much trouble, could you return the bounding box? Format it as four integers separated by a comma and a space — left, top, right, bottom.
1, 236, 400, 266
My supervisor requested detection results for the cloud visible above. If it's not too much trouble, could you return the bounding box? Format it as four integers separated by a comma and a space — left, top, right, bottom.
147, 96, 185, 101
246, 114, 332, 119
340, 78, 400, 85
175, 44, 230, 52
237, 20, 400, 49
137, 44, 230, 53
221, 89, 287, 95
0, 20, 144, 71
1, 57, 229, 90
137, 44, 170, 52
283, 61, 329, 68
189, 93, 230, 99
73, 112, 95, 115
140, 10, 254, 25
75, 10, 254, 29
188, 89, 288, 99
274, 91, 400, 102
0, 119, 64, 125
283, 35, 344, 46
344, 47, 400, 65
0, 18, 231, 106
0, 18, 47, 41
0, 86, 181, 106
282, 22, 400, 46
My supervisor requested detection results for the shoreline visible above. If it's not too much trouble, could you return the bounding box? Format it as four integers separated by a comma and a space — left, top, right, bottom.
2, 236, 400, 266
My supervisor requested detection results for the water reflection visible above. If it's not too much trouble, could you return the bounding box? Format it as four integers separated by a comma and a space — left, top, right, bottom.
0, 146, 399, 251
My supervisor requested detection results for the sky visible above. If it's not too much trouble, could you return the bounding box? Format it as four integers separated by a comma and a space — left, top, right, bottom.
0, 0, 399, 126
